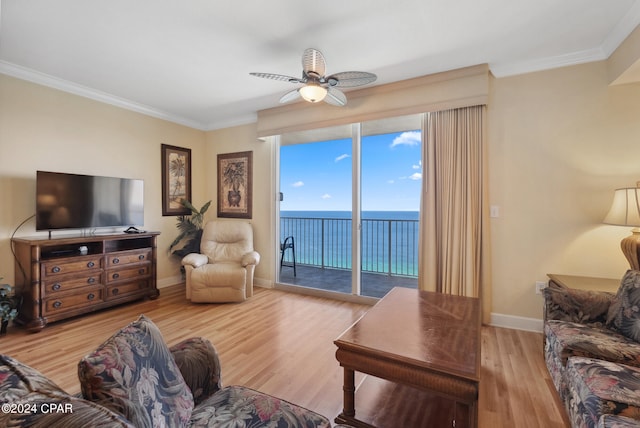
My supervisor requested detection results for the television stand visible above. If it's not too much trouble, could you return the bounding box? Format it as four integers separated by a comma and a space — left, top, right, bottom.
11, 232, 160, 332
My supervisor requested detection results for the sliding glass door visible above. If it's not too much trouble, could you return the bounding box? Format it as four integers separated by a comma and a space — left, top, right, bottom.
278, 125, 354, 293
277, 114, 422, 298
360, 116, 422, 297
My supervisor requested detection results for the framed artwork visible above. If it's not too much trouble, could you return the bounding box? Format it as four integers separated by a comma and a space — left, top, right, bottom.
217, 151, 253, 219
161, 144, 192, 216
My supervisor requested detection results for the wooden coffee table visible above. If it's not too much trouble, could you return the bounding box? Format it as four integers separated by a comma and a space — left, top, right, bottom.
334, 287, 481, 428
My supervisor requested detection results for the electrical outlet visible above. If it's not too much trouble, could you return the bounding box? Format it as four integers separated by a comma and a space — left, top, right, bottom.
535, 281, 547, 295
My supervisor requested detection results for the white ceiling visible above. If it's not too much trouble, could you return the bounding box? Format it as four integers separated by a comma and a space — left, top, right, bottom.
1, 0, 639, 131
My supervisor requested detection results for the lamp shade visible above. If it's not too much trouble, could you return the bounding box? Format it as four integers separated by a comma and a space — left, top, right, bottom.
604, 187, 640, 227
299, 84, 327, 103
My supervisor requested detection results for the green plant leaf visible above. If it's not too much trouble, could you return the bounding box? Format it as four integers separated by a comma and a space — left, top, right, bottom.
200, 201, 211, 215
169, 200, 211, 256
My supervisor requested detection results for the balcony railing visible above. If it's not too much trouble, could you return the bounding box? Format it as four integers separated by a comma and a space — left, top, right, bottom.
280, 216, 419, 277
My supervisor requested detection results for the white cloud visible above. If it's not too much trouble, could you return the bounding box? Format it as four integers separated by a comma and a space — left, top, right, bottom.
387, 179, 395, 184
412, 160, 422, 170
335, 154, 350, 162
321, 194, 332, 199
409, 172, 422, 181
390, 131, 421, 148
292, 181, 304, 187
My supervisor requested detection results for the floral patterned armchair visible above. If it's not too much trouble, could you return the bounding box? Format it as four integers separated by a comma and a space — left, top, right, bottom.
1, 315, 331, 428
543, 270, 640, 428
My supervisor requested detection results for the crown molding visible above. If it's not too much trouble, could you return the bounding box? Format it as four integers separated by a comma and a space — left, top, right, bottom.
490, 47, 608, 78
0, 60, 208, 130
601, 0, 640, 57
491, 4, 640, 78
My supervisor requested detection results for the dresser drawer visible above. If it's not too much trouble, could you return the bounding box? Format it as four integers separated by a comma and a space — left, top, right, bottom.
43, 287, 103, 315
42, 256, 102, 278
106, 281, 148, 300
107, 248, 152, 267
43, 274, 102, 295
105, 264, 150, 284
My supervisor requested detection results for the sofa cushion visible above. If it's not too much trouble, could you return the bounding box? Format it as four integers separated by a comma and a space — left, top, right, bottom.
598, 414, 640, 428
566, 357, 640, 428
0, 354, 66, 399
169, 337, 222, 405
545, 320, 640, 369
0, 391, 136, 427
544, 284, 614, 326
0, 354, 134, 427
78, 314, 194, 428
189, 385, 331, 428
607, 270, 640, 341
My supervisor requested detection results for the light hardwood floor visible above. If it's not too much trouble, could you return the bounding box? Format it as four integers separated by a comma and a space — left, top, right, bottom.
0, 284, 569, 427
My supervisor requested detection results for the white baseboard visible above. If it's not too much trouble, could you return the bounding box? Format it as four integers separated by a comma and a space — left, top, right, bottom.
490, 313, 543, 332
157, 276, 273, 290
254, 277, 273, 288
157, 275, 183, 289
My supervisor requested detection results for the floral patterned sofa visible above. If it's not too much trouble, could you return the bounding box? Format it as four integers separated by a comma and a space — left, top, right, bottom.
543, 270, 640, 428
1, 315, 333, 427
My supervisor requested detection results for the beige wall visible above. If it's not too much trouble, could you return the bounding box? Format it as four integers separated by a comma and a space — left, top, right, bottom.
0, 74, 207, 287
3, 55, 640, 325
489, 61, 640, 320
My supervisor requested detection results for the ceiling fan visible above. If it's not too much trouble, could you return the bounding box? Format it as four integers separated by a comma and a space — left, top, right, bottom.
250, 48, 377, 106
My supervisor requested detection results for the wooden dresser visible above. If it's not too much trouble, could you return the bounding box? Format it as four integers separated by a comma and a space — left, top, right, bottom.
11, 232, 160, 332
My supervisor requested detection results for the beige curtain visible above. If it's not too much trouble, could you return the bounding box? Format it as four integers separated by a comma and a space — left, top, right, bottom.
418, 105, 492, 323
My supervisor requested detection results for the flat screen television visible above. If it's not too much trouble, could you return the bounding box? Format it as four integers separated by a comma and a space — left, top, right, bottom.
36, 171, 144, 231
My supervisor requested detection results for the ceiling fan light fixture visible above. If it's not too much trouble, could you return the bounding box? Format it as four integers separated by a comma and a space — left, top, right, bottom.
299, 84, 327, 103
250, 48, 376, 106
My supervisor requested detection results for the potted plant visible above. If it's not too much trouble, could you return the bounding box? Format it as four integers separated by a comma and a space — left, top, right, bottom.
0, 278, 20, 335
168, 199, 212, 258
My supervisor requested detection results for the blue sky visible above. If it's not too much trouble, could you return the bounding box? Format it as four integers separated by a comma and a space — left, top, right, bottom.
280, 130, 422, 211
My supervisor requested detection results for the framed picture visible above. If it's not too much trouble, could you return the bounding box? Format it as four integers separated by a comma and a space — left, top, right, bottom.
217, 151, 253, 219
161, 144, 192, 216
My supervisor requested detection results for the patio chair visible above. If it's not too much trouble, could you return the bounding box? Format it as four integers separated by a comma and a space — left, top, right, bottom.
280, 235, 296, 276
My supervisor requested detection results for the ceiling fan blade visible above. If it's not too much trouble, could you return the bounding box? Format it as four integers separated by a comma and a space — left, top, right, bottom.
324, 87, 347, 106
327, 71, 377, 87
250, 72, 305, 84
302, 48, 326, 76
279, 89, 302, 104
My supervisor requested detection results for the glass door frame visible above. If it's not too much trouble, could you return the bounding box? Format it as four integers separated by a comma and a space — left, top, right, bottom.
273, 114, 422, 301
350, 123, 362, 296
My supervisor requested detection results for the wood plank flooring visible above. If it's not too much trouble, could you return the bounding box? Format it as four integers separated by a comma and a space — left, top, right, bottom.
0, 284, 569, 427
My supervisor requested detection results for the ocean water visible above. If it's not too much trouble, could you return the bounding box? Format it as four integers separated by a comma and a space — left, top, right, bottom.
281, 210, 419, 220
280, 211, 419, 276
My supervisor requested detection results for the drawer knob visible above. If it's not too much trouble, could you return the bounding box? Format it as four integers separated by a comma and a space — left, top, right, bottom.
52, 266, 61, 273
139, 254, 145, 260
112, 288, 119, 295
87, 293, 95, 300
138, 269, 145, 275
53, 301, 62, 309
88, 277, 96, 284
112, 273, 120, 280
112, 258, 120, 264
52, 283, 61, 291
87, 261, 95, 268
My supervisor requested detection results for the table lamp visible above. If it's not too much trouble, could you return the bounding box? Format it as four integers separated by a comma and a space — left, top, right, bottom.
603, 183, 640, 270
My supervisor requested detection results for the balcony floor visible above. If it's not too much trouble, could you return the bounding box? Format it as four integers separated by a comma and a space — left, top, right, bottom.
278, 264, 418, 298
